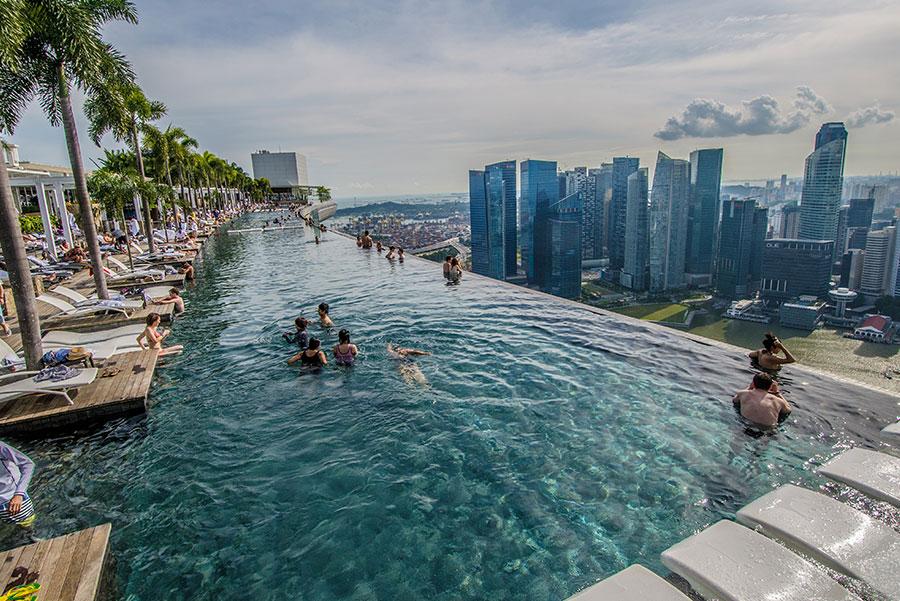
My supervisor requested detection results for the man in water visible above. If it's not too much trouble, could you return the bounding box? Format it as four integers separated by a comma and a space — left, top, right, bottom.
0, 441, 36, 528
153, 288, 185, 315
442, 256, 452, 280
387, 343, 431, 386
733, 372, 791, 428
360, 230, 373, 249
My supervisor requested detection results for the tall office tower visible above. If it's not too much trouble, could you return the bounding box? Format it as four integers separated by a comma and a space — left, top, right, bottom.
621, 168, 649, 290
608, 157, 640, 269
835, 206, 849, 257
562, 167, 597, 260
557, 173, 568, 200
847, 197, 875, 228
839, 249, 865, 290
846, 227, 869, 251
685, 148, 724, 277
860, 226, 897, 298
799, 123, 847, 253
779, 174, 788, 202
781, 202, 800, 238
587, 167, 605, 259
890, 226, 900, 297
468, 161, 517, 280
715, 199, 767, 298
594, 163, 614, 257
519, 160, 559, 286
760, 239, 834, 300
868, 184, 889, 212
765, 180, 776, 203
648, 152, 691, 292
250, 150, 308, 192
545, 192, 583, 298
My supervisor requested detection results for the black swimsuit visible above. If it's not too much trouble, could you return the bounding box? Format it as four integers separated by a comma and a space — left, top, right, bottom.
300, 351, 324, 367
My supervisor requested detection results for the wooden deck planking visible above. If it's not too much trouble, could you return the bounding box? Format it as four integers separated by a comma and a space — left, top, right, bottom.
0, 350, 158, 435
0, 525, 111, 601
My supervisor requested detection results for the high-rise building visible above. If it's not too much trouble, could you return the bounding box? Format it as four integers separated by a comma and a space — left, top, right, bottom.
779, 174, 788, 202
715, 199, 768, 298
798, 123, 847, 254
608, 157, 640, 270
649, 152, 690, 292
469, 161, 517, 280
839, 249, 865, 290
621, 168, 649, 290
860, 226, 896, 298
760, 239, 834, 300
546, 192, 583, 298
593, 163, 613, 257
519, 160, 559, 286
561, 167, 598, 260
685, 148, 724, 276
890, 227, 900, 297
847, 197, 875, 228
835, 206, 849, 258
250, 150, 309, 193
781, 202, 800, 238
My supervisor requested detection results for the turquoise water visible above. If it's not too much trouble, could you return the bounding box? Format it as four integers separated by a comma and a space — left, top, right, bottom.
5, 213, 896, 600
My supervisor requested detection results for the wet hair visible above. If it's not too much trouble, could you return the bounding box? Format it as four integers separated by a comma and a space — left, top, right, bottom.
753, 372, 774, 390
169, 288, 180, 295
338, 329, 350, 343
318, 303, 329, 314
294, 317, 309, 330
451, 257, 460, 266
308, 338, 321, 350
398, 248, 404, 253
445, 256, 452, 261
762, 332, 777, 351
388, 245, 395, 250
363, 230, 369, 236
146, 312, 161, 326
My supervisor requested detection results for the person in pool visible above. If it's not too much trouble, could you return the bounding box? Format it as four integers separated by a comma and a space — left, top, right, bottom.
136, 312, 184, 356
282, 317, 310, 348
749, 332, 797, 371
356, 234, 363, 248
360, 230, 373, 249
333, 329, 358, 365
442, 256, 452, 280
288, 338, 328, 367
152, 288, 185, 315
448, 257, 463, 283
733, 372, 791, 428
387, 343, 431, 385
376, 240, 383, 253
386, 246, 396, 260
318, 303, 334, 327
397, 248, 405, 262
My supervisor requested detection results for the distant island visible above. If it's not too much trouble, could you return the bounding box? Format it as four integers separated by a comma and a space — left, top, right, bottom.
335, 200, 468, 219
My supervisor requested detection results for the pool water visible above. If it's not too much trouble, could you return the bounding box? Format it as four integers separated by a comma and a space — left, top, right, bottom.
6, 213, 896, 600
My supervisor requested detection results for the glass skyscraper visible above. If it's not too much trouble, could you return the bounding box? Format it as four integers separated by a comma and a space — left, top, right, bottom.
608, 157, 640, 270
621, 167, 649, 290
799, 123, 847, 251
649, 152, 690, 292
520, 160, 559, 286
685, 148, 724, 275
469, 161, 517, 280
546, 192, 583, 298
715, 198, 768, 299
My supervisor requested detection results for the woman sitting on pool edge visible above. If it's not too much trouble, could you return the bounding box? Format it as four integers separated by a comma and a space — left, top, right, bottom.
288, 338, 328, 368
333, 329, 358, 366
136, 312, 184, 356
749, 332, 797, 371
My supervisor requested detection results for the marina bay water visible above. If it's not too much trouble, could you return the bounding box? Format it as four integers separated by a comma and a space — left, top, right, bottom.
6, 213, 896, 600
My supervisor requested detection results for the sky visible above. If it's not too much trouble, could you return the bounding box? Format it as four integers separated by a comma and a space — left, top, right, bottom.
7, 0, 900, 197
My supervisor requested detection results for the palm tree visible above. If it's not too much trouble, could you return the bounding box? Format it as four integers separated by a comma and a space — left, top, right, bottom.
172, 135, 198, 209
0, 0, 141, 299
87, 168, 139, 269
85, 81, 165, 252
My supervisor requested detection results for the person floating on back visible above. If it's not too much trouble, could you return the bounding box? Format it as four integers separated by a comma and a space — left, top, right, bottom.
0, 441, 36, 529
387, 343, 431, 386
333, 329, 358, 366
288, 337, 328, 368
318, 303, 334, 327
283, 317, 309, 349
733, 372, 792, 428
749, 333, 797, 371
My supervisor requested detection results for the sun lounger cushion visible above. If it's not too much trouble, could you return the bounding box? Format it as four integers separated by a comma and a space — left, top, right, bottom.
566, 565, 690, 601
819, 448, 900, 507
661, 520, 861, 601
882, 422, 900, 439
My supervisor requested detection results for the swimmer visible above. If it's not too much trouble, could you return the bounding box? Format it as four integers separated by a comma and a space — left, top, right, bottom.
356, 234, 363, 248
152, 288, 185, 315
376, 240, 383, 253
387, 343, 431, 386
333, 329, 358, 366
180, 262, 195, 281
287, 337, 328, 367
360, 230, 373, 249
282, 317, 310, 348
442, 256, 452, 280
386, 246, 396, 260
749, 332, 796, 371
448, 257, 462, 283
398, 247, 405, 262
733, 372, 791, 427
136, 312, 184, 356
318, 303, 334, 327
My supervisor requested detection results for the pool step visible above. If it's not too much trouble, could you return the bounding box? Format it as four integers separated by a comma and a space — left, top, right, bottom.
819, 447, 900, 507
566, 565, 690, 600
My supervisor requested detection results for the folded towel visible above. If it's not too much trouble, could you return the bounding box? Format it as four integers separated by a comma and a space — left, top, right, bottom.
33, 365, 79, 382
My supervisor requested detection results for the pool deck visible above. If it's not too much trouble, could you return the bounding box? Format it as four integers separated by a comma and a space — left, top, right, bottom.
0, 524, 112, 601
0, 350, 159, 436
67, 269, 186, 292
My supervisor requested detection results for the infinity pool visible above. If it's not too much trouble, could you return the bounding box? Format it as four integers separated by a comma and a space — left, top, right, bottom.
6, 213, 896, 600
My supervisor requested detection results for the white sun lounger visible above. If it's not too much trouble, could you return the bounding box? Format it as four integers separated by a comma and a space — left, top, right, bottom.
0, 368, 98, 405
882, 422, 900, 439
736, 484, 900, 599
819, 448, 900, 507
37, 294, 131, 318
41, 340, 140, 362
660, 520, 861, 601
566, 565, 690, 601
49, 285, 144, 310
107, 256, 164, 275
41, 324, 145, 345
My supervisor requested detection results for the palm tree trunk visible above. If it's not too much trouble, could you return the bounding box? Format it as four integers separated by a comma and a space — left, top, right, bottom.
58, 62, 109, 299
0, 159, 43, 369
131, 124, 156, 252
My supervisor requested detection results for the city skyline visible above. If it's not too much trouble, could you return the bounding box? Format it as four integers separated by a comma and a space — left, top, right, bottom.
7, 0, 899, 197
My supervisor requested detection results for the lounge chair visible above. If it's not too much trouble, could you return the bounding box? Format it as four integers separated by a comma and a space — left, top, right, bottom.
882, 421, 900, 439
41, 324, 145, 345
819, 448, 900, 507
37, 294, 131, 319
106, 257, 165, 281
28, 255, 81, 271
49, 285, 144, 311
736, 484, 900, 599
566, 565, 690, 600
660, 520, 861, 601
0, 367, 98, 405
41, 339, 140, 362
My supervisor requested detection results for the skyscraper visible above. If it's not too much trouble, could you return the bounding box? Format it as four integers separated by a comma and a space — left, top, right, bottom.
860, 227, 896, 298
781, 202, 800, 238
760, 239, 834, 300
468, 161, 517, 280
594, 163, 613, 257
520, 160, 559, 286
799, 123, 847, 252
546, 192, 583, 298
621, 168, 649, 290
685, 148, 724, 277
562, 167, 597, 260
649, 152, 690, 292
847, 197, 875, 228
715, 198, 767, 298
608, 157, 640, 270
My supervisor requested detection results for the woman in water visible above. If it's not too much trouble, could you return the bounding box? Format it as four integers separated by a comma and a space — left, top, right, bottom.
318, 303, 334, 327
749, 332, 797, 371
136, 312, 184, 356
386, 246, 396, 260
397, 248, 405, 262
288, 338, 328, 367
448, 257, 463, 283
376, 241, 383, 253
333, 329, 358, 366
283, 317, 310, 348
387, 343, 431, 385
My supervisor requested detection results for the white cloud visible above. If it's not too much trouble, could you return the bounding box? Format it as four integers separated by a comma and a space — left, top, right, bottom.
846, 104, 895, 128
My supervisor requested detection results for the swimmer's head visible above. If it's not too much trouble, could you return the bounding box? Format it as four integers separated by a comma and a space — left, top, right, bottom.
363, 230, 369, 236
338, 329, 350, 343
763, 332, 777, 351
308, 338, 321, 350
295, 317, 309, 330
146, 312, 161, 326
318, 303, 329, 315
752, 372, 774, 391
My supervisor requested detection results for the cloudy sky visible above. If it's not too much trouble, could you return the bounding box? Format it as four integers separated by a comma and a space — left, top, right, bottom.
9, 0, 900, 196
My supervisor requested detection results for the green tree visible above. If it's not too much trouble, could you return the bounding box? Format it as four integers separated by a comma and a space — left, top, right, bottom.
87, 168, 139, 268
0, 0, 142, 299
